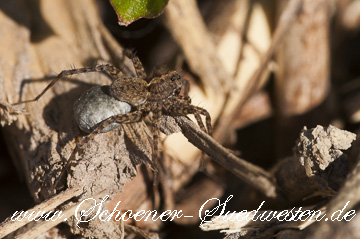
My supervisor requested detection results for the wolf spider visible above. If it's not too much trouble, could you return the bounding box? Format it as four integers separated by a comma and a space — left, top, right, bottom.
15, 52, 212, 184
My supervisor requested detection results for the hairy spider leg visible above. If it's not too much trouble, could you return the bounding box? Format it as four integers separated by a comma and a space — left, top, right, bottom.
192, 106, 212, 135
177, 95, 191, 103
192, 108, 212, 169
193, 112, 207, 135
191, 110, 208, 170
125, 50, 147, 79
13, 64, 123, 105
54, 110, 145, 189
182, 78, 191, 97
171, 99, 212, 135
151, 111, 161, 184
170, 101, 212, 170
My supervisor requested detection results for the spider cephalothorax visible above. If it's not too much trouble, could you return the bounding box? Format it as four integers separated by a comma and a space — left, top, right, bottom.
147, 71, 183, 101
14, 51, 212, 185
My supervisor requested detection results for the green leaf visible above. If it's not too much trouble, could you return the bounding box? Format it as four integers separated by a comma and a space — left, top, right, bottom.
109, 0, 169, 26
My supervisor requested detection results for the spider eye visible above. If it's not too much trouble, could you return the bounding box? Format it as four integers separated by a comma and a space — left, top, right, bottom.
170, 73, 180, 81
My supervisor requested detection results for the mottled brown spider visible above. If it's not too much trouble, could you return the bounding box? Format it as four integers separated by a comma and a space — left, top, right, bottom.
15, 52, 212, 182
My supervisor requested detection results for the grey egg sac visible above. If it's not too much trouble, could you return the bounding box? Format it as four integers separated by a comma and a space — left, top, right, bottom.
73, 86, 131, 133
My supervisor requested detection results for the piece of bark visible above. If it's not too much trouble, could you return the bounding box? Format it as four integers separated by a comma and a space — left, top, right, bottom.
274, 125, 355, 202
304, 149, 360, 238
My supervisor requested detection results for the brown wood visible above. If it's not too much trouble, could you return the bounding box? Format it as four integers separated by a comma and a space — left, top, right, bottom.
276, 0, 330, 116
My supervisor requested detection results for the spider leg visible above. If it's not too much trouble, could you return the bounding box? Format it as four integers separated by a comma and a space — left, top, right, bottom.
124, 50, 147, 79
169, 98, 212, 134
193, 111, 208, 170
176, 78, 191, 103
192, 106, 212, 135
152, 112, 161, 167
54, 110, 144, 190
182, 78, 190, 98
177, 104, 212, 135
177, 95, 191, 104
190, 106, 212, 170
14, 64, 123, 105
169, 101, 212, 169
193, 112, 206, 133
151, 111, 161, 184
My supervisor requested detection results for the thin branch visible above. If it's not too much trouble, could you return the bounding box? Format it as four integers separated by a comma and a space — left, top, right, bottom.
175, 116, 280, 199
0, 186, 82, 238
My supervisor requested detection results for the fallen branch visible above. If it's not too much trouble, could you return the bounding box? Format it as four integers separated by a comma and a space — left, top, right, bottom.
0, 186, 82, 238
176, 116, 279, 199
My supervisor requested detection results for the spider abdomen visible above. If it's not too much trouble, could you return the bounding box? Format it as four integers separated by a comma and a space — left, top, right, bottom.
74, 86, 131, 133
